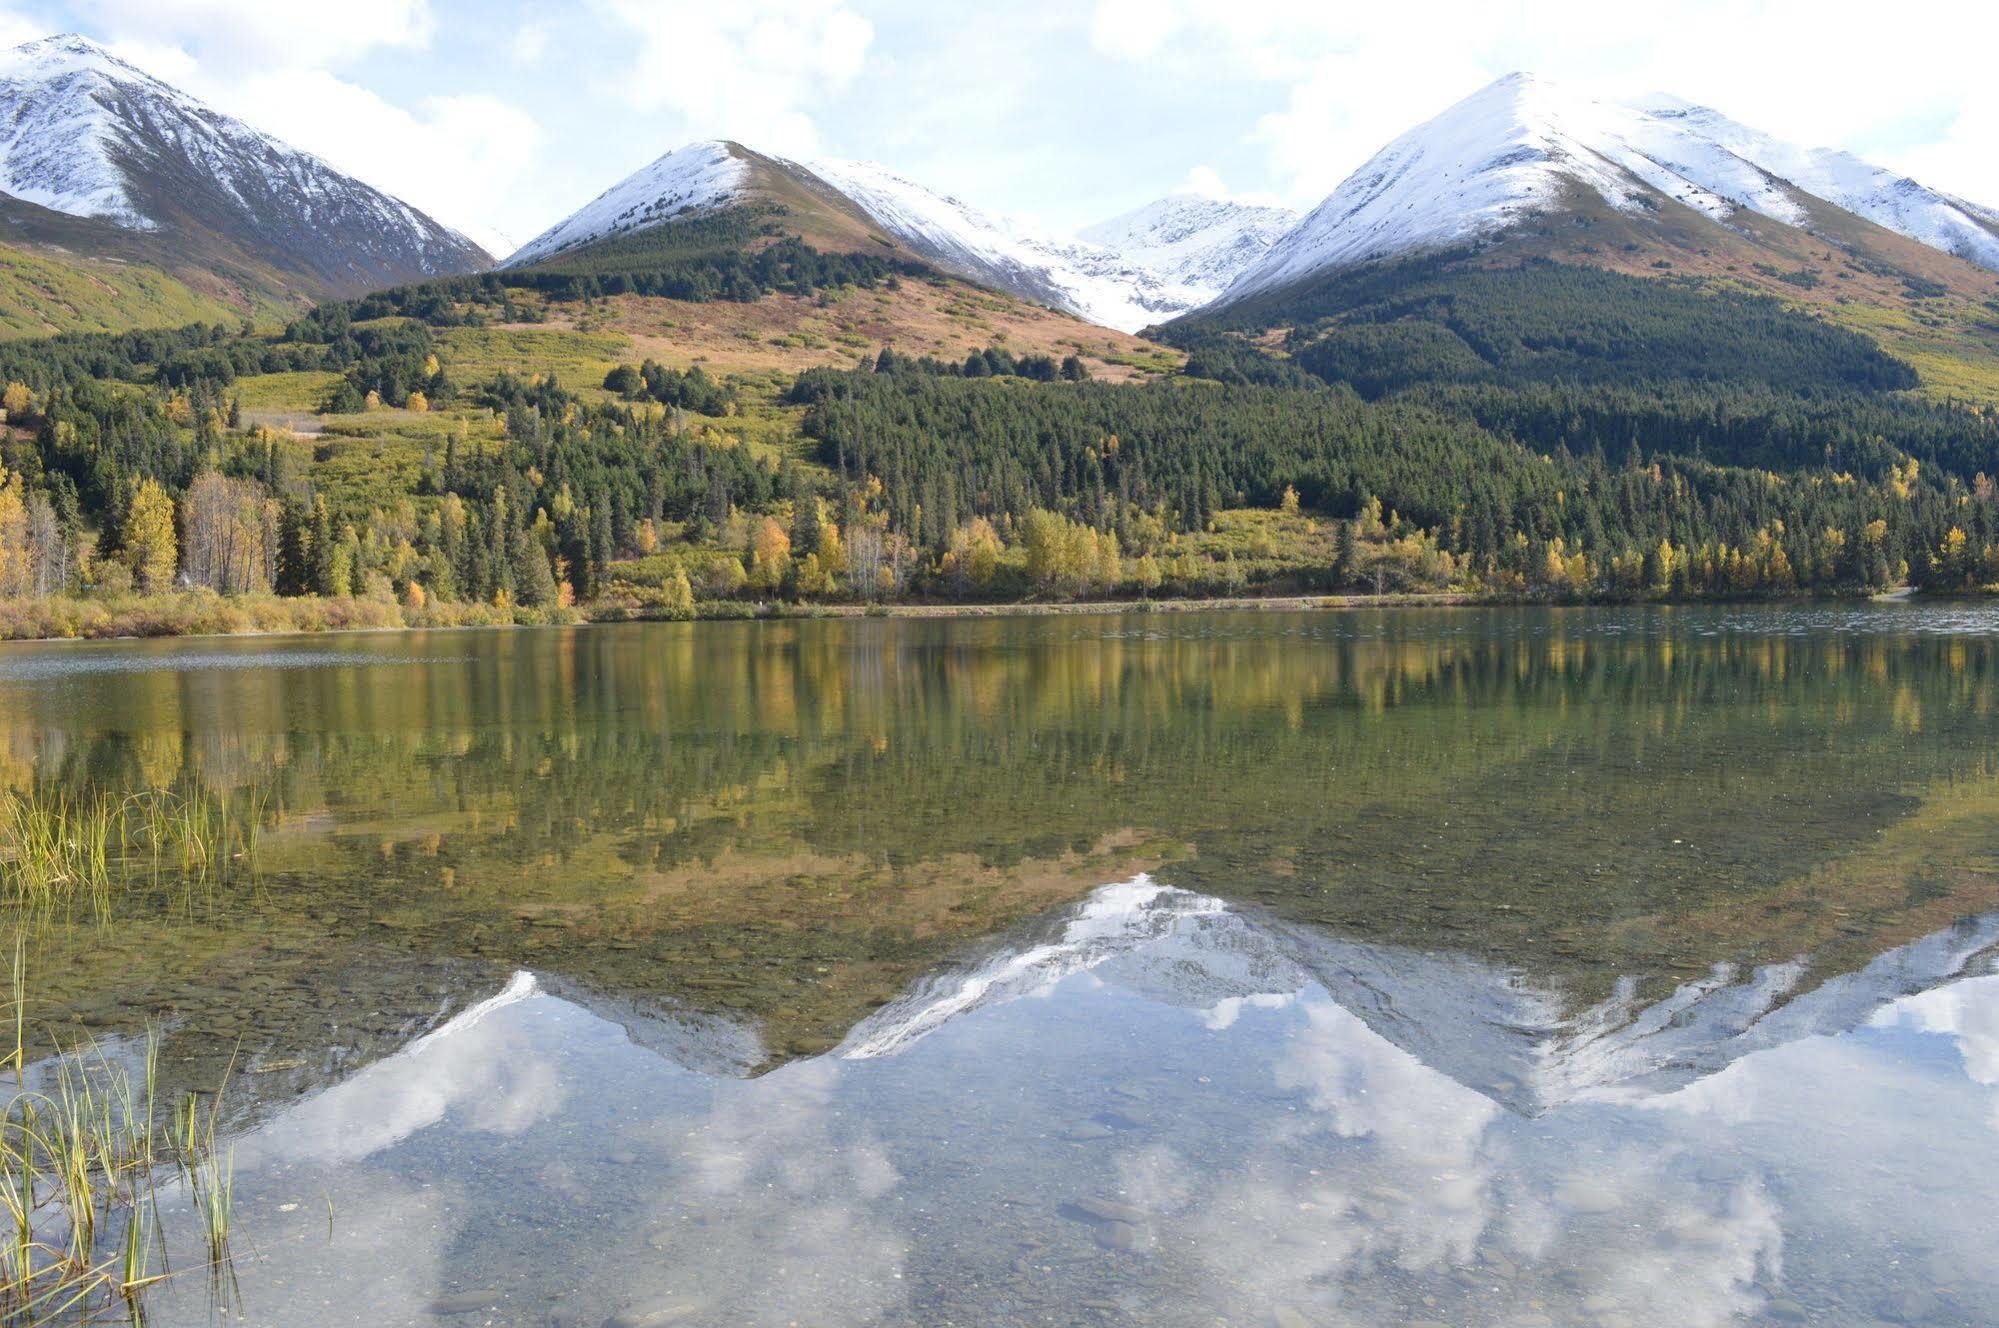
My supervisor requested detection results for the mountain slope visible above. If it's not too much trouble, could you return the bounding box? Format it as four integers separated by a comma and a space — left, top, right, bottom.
505, 140, 894, 270
495, 140, 1177, 375
0, 32, 489, 318
1220, 72, 1999, 307
0, 228, 260, 337
1632, 93, 1999, 271
809, 158, 1238, 330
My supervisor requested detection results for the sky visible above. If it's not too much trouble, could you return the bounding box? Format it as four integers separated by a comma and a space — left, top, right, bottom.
0, 0, 1993, 258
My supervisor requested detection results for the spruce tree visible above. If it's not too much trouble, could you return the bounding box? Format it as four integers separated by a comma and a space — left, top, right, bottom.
308, 499, 337, 596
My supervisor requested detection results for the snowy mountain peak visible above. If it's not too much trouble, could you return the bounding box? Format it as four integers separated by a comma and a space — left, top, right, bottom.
1, 32, 145, 76
1079, 193, 1299, 300
1221, 71, 1999, 305
506, 140, 753, 268
807, 160, 1299, 329
0, 32, 489, 291
0, 32, 177, 228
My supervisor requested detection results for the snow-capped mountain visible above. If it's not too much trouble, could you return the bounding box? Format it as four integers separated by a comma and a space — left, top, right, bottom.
507, 140, 753, 268
809, 157, 1230, 330
1222, 71, 1999, 305
1079, 194, 1299, 304
0, 33, 489, 293
506, 140, 1290, 331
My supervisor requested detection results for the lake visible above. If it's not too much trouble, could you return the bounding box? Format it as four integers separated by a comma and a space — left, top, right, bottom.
6, 606, 1999, 1328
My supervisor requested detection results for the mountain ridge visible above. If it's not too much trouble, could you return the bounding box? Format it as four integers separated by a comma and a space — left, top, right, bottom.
1218, 71, 1999, 310
0, 32, 490, 312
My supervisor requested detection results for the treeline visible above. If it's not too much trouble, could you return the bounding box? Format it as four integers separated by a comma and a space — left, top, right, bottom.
0, 321, 323, 396
870, 344, 1090, 382
321, 240, 910, 320
791, 359, 1986, 595
1408, 381, 1999, 485
290, 207, 930, 333
6, 239, 1999, 618
0, 365, 798, 608
1193, 258, 1919, 395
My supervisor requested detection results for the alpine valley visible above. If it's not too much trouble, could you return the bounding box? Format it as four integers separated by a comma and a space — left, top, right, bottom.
1, 35, 1998, 636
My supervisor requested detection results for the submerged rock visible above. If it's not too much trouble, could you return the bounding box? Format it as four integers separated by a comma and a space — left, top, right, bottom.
1093, 1221, 1145, 1252
1070, 1196, 1148, 1225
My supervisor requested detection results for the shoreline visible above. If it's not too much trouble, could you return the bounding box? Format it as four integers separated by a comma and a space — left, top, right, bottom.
0, 587, 1953, 649
631, 591, 1482, 621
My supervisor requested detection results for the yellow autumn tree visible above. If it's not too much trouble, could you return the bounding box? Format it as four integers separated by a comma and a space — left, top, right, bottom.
748, 517, 791, 592
0, 465, 28, 597
125, 479, 178, 593
942, 517, 1003, 594
663, 565, 695, 613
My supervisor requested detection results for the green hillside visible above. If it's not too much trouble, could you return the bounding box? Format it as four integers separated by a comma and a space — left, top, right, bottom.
0, 240, 260, 339
0, 232, 1998, 641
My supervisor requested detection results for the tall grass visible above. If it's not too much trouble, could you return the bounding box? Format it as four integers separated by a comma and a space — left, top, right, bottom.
0, 795, 115, 917
0, 950, 236, 1324
0, 786, 264, 918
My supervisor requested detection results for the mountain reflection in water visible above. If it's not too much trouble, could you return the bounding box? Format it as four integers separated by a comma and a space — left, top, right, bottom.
119, 879, 1999, 1328
7, 607, 1999, 1326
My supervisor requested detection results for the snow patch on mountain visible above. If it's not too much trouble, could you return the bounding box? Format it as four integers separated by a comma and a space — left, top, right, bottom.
507, 141, 751, 268
1080, 194, 1298, 303
1224, 72, 1999, 303
808, 156, 1206, 331
1631, 93, 1999, 271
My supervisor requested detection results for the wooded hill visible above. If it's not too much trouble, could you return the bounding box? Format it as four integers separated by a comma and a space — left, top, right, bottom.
2, 216, 1999, 635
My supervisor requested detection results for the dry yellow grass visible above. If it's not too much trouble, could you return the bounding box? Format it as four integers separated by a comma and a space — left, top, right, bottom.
518, 279, 1180, 383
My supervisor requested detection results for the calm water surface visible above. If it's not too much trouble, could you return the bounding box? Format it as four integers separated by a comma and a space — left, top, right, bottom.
7, 606, 1999, 1327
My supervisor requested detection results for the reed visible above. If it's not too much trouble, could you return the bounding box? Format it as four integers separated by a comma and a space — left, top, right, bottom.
0, 785, 264, 917
0, 953, 235, 1324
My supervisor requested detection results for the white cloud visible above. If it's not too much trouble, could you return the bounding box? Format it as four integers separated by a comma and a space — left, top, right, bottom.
75, 0, 432, 65
1179, 165, 1227, 199
0, 7, 42, 47
1890, 83, 1999, 215
1250, 46, 1494, 205
592, 0, 873, 157
1175, 164, 1289, 211
510, 20, 550, 66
